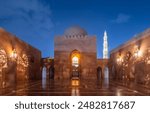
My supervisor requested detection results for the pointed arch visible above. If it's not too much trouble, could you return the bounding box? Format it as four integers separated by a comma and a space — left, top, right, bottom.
104, 66, 109, 79
70, 49, 81, 78
97, 66, 102, 80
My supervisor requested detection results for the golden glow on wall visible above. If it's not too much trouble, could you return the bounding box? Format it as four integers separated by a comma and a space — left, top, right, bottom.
17, 54, 29, 72
117, 56, 123, 65
134, 45, 143, 58
9, 49, 29, 72
10, 49, 17, 59
0, 48, 7, 68
134, 49, 143, 58
0, 48, 7, 87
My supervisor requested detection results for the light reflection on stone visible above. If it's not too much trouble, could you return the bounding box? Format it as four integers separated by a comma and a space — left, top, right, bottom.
103, 78, 109, 88
0, 78, 148, 96
71, 79, 80, 86
71, 79, 80, 96
103, 67, 109, 88
42, 67, 47, 89
116, 89, 122, 96
71, 87, 80, 96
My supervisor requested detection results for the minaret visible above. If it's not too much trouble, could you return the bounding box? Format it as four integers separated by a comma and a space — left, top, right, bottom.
103, 30, 108, 59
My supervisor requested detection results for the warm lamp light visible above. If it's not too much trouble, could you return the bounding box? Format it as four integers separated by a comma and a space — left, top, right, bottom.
72, 56, 79, 67
117, 56, 123, 64
137, 50, 142, 57
134, 49, 142, 58
10, 49, 17, 59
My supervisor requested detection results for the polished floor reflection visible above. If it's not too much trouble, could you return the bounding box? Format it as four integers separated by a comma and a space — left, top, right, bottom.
0, 79, 150, 96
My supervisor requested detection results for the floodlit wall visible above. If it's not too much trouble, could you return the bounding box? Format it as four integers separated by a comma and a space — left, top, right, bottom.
0, 28, 41, 87
109, 29, 150, 85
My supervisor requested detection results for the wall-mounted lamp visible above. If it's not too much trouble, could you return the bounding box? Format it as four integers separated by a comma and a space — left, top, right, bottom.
116, 52, 123, 65
134, 48, 142, 58
117, 57, 123, 64
10, 49, 17, 60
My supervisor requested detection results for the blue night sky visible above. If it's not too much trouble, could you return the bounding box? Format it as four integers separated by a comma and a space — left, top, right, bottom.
0, 0, 150, 58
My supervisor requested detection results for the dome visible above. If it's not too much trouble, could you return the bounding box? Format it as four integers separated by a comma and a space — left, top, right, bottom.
64, 26, 87, 37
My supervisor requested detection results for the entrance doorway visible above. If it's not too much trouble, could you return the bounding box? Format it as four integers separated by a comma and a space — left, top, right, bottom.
71, 50, 80, 78
97, 66, 102, 80
72, 56, 79, 77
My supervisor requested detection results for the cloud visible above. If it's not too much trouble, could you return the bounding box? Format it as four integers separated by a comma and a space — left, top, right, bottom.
111, 13, 130, 24
0, 0, 53, 38
0, 0, 54, 57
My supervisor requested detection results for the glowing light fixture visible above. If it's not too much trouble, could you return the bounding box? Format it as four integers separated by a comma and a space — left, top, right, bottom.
134, 48, 142, 58
117, 55, 123, 65
10, 49, 17, 59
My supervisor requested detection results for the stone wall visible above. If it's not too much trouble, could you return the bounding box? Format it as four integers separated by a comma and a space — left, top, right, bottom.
0, 28, 41, 88
54, 35, 97, 52
109, 29, 150, 85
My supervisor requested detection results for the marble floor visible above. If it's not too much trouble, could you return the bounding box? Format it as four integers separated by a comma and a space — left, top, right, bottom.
0, 79, 150, 96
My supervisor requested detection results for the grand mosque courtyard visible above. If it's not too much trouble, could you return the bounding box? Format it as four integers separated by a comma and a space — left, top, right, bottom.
0, 26, 150, 96
0, 78, 150, 96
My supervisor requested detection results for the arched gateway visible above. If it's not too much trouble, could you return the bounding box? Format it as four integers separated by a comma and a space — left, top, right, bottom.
71, 50, 80, 78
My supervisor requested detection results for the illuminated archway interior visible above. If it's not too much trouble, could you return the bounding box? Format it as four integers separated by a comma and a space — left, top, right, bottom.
72, 56, 79, 67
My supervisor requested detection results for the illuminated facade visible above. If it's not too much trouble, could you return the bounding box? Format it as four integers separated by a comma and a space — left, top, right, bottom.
109, 28, 150, 85
54, 26, 97, 79
0, 28, 41, 88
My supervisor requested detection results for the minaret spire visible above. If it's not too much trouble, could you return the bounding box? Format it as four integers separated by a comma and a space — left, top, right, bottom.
103, 30, 108, 59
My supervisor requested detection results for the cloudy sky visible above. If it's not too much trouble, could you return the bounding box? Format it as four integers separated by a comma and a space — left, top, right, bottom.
0, 0, 150, 58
